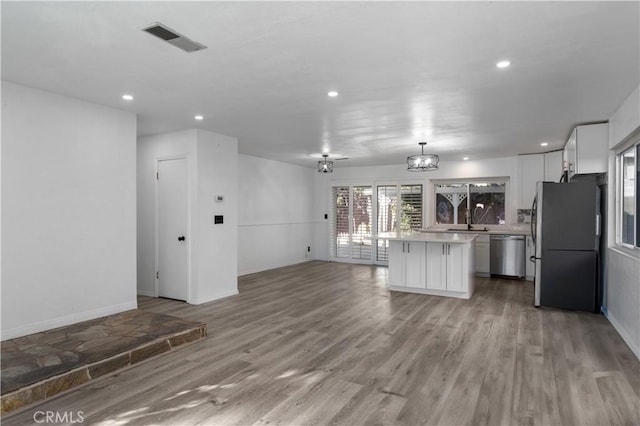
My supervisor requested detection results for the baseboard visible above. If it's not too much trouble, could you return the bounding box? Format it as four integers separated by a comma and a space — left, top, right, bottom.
189, 289, 238, 305
0, 300, 138, 341
137, 290, 155, 297
604, 310, 640, 361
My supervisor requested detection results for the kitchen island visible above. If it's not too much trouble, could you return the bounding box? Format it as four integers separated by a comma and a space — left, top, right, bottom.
378, 232, 477, 299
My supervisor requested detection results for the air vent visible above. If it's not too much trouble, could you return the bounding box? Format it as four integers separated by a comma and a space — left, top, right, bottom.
142, 22, 206, 53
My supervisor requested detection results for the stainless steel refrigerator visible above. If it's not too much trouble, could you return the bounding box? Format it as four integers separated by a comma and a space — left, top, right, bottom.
531, 181, 601, 312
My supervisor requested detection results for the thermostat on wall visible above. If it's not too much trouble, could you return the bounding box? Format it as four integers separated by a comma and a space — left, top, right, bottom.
215, 195, 224, 202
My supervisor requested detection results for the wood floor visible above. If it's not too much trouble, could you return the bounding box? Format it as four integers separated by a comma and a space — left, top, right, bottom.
4, 261, 639, 425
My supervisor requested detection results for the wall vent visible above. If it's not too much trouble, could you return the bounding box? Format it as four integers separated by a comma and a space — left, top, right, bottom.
142, 22, 207, 53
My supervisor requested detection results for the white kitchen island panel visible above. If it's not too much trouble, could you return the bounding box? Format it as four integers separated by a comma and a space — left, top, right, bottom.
379, 232, 476, 299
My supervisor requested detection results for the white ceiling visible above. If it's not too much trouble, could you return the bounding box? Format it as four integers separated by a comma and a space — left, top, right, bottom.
2, 1, 639, 167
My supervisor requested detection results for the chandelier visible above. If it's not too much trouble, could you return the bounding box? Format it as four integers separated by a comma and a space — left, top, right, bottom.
407, 142, 439, 171
318, 154, 334, 173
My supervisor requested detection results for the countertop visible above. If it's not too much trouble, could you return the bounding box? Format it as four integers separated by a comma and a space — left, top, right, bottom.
419, 227, 531, 236
377, 231, 477, 243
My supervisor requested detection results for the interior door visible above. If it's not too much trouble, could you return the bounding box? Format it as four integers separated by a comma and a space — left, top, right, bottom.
157, 158, 188, 301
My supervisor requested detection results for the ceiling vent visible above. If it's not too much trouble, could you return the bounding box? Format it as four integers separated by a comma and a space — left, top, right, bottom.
142, 22, 207, 53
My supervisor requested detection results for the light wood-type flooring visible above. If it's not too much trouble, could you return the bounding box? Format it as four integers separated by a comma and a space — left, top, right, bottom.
3, 261, 639, 425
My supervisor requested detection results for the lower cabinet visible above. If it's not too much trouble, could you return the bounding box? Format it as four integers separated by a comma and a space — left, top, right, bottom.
388, 240, 426, 288
425, 242, 447, 290
426, 242, 466, 292
525, 236, 535, 281
388, 239, 475, 299
474, 235, 490, 276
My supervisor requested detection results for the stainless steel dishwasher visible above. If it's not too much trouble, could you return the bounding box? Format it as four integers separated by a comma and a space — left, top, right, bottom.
490, 235, 526, 277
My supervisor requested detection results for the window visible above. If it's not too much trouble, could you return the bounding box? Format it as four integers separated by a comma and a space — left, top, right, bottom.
620, 141, 639, 248
376, 184, 422, 262
330, 185, 373, 260
351, 186, 372, 260
331, 187, 350, 258
435, 181, 506, 225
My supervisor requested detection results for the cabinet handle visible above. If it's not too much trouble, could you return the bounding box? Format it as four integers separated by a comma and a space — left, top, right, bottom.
442, 244, 445, 255
408, 243, 410, 253
402, 242, 405, 253
448, 244, 450, 255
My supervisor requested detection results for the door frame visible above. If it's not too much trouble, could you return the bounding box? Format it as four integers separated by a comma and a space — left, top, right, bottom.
154, 155, 192, 303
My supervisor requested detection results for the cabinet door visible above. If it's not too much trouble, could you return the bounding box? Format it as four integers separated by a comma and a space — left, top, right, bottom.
575, 123, 608, 174
525, 236, 535, 280
405, 242, 426, 289
446, 243, 466, 292
544, 151, 563, 182
475, 242, 490, 274
426, 242, 447, 290
518, 154, 544, 209
388, 241, 406, 287
565, 129, 577, 180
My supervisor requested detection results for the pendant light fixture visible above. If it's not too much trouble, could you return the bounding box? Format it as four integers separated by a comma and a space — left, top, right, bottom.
318, 154, 334, 173
407, 142, 439, 171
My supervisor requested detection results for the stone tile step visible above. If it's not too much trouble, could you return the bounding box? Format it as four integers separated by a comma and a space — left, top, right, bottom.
0, 310, 206, 415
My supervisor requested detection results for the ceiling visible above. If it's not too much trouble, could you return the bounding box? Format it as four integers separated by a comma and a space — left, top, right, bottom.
2, 2, 639, 168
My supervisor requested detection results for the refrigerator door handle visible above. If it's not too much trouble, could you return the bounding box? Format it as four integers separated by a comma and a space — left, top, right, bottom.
530, 194, 537, 244
595, 213, 601, 237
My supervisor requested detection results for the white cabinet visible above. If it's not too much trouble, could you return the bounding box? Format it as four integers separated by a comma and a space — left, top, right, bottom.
518, 154, 544, 209
543, 151, 563, 182
406, 242, 426, 289
425, 242, 469, 292
446, 243, 465, 292
388, 240, 425, 288
564, 123, 609, 179
474, 234, 490, 277
387, 236, 475, 299
525, 236, 535, 281
425, 242, 447, 290
388, 240, 405, 287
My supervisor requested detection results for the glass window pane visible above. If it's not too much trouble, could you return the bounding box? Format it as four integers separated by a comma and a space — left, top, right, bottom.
469, 183, 506, 225
377, 185, 397, 262
622, 147, 636, 245
333, 187, 350, 258
352, 186, 372, 260
400, 185, 423, 231
637, 144, 640, 248
435, 184, 468, 224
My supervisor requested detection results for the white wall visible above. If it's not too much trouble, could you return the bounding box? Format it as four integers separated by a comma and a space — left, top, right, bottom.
1, 81, 137, 340
605, 84, 640, 359
194, 130, 238, 302
137, 129, 238, 304
238, 155, 317, 275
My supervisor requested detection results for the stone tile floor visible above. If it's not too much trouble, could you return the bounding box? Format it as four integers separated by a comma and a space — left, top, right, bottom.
1, 309, 206, 414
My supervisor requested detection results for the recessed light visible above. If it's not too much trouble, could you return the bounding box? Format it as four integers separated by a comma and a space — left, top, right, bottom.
194, 115, 204, 120
496, 60, 511, 69
463, 157, 469, 161
327, 91, 339, 97
540, 142, 549, 147
122, 94, 134, 101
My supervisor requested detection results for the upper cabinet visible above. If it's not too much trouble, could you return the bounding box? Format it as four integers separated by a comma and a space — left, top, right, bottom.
543, 151, 563, 182
518, 151, 564, 209
563, 123, 609, 179
518, 154, 544, 209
